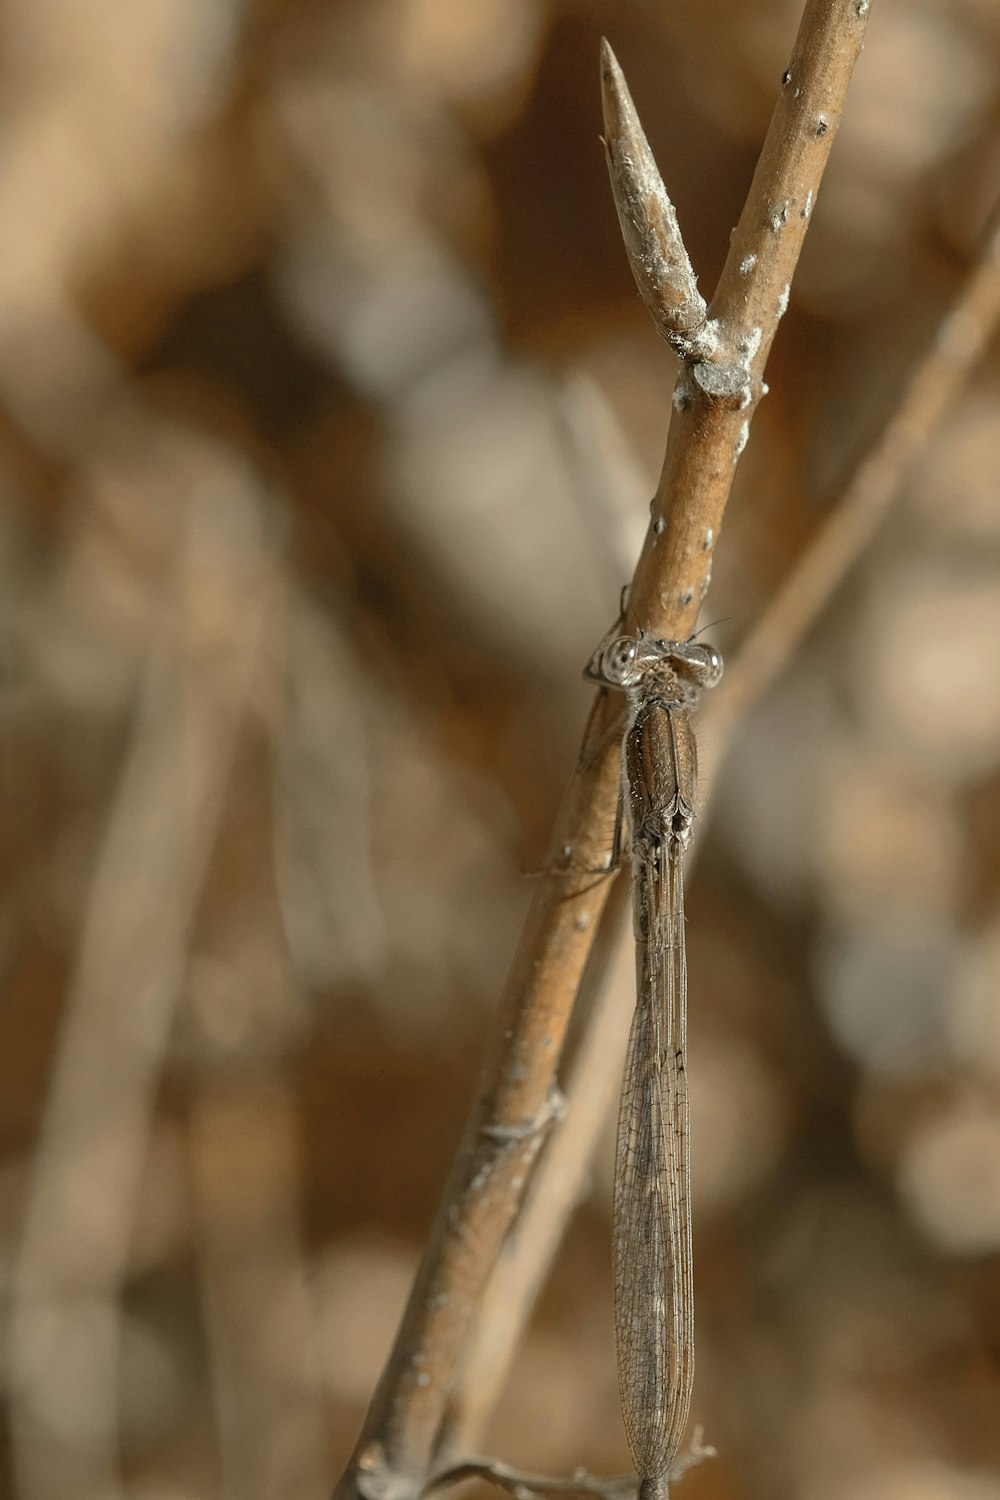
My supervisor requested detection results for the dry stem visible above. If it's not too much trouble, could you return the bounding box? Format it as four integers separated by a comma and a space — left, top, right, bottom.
428, 1429, 715, 1500
439, 200, 1000, 1465
334, 6, 869, 1499
438, 885, 634, 1462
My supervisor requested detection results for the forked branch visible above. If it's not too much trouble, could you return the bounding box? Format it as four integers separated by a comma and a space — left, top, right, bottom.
440, 201, 1000, 1465
334, 7, 870, 1500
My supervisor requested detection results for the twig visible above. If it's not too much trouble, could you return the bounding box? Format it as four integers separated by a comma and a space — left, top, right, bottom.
334, 7, 868, 1499
629, 1, 870, 638
438, 199, 1000, 1471
430, 1459, 637, 1500
427, 1429, 715, 1500
438, 883, 633, 1462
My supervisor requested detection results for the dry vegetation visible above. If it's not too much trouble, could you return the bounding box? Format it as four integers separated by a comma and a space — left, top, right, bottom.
2, 2, 1000, 1500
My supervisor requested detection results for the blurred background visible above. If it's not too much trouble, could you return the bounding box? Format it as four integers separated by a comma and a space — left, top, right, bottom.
2, 0, 1000, 1497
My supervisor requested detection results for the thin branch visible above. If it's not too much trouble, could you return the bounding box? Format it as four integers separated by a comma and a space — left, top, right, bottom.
430, 1459, 638, 1500
438, 882, 633, 1461
435, 200, 1000, 1468
630, 0, 870, 639
428, 1430, 715, 1500
334, 7, 869, 1499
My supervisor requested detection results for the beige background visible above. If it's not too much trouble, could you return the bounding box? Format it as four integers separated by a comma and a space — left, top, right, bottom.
2, 2, 1000, 1498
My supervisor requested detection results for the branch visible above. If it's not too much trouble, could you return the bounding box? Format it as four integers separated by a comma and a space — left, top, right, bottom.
436, 199, 1000, 1468
334, 6, 869, 1498
430, 1460, 637, 1500
437, 881, 632, 1462
630, 0, 871, 638
427, 1430, 715, 1500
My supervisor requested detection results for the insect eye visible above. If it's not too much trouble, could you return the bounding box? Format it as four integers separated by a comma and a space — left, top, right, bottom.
603, 638, 637, 682
703, 646, 723, 683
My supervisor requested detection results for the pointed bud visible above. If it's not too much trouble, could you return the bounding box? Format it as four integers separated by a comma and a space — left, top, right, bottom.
600, 40, 707, 349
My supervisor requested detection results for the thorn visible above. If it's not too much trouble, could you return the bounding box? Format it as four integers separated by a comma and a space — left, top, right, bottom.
600, 39, 708, 351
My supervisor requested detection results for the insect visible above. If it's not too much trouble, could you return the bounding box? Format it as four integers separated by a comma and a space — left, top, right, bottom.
585, 623, 722, 1500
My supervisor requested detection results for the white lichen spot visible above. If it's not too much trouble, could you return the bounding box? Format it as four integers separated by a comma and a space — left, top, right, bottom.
856, 0, 870, 14
511, 1176, 523, 1190
802, 189, 813, 220
673, 381, 693, 413
687, 318, 721, 361
769, 201, 789, 233
739, 253, 757, 277
652, 515, 666, 536
416, 1373, 431, 1387
760, 381, 770, 397
734, 422, 749, 460
815, 114, 829, 136
575, 912, 590, 933
738, 326, 762, 360
703, 527, 714, 552
776, 285, 790, 319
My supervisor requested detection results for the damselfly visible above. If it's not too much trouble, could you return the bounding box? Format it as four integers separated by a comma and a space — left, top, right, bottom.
585, 626, 722, 1500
